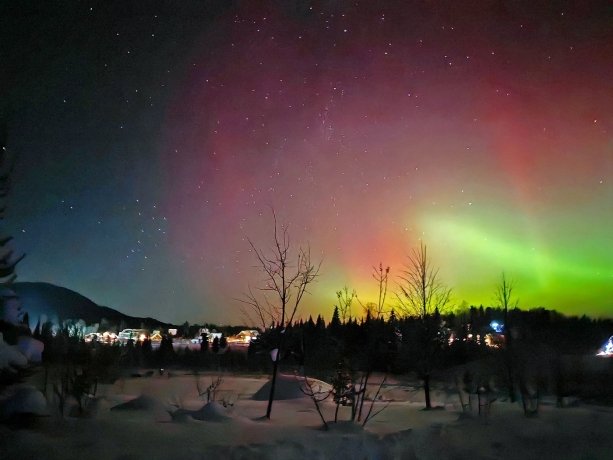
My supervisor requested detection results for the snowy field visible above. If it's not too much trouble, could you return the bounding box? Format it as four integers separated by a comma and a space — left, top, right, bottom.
2, 370, 613, 459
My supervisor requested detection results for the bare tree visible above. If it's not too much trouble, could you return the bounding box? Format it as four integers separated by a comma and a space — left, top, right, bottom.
196, 374, 223, 403
495, 272, 519, 402
239, 211, 320, 419
495, 272, 517, 334
360, 301, 377, 319
335, 286, 356, 324
396, 244, 451, 318
354, 263, 390, 321
396, 243, 451, 409
372, 262, 390, 320
298, 372, 331, 430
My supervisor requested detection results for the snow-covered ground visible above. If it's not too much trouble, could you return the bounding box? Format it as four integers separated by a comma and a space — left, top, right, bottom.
2, 370, 612, 459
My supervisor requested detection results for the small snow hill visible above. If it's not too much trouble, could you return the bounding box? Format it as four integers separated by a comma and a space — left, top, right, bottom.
252, 374, 332, 401
12, 282, 173, 331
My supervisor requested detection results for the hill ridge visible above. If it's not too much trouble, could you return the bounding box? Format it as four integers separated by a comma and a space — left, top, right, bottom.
12, 281, 174, 331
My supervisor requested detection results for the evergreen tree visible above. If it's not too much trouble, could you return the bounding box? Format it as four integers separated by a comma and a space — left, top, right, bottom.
33, 318, 41, 339
158, 335, 175, 366
0, 143, 26, 340
200, 332, 209, 352
329, 305, 341, 337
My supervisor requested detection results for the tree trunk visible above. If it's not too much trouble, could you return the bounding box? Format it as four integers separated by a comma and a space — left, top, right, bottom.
505, 343, 516, 403
357, 372, 370, 422
265, 350, 280, 419
506, 365, 516, 403
424, 374, 432, 409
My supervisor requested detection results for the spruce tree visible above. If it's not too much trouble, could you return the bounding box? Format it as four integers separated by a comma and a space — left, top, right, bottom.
0, 141, 26, 341
329, 305, 341, 337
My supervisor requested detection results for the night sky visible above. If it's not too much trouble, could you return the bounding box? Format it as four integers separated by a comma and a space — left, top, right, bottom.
2, 1, 612, 324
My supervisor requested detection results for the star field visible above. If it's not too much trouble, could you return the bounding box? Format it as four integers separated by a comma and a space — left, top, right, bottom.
2, 1, 611, 324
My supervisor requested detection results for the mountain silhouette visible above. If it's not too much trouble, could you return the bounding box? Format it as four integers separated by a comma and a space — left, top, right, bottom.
12, 282, 173, 331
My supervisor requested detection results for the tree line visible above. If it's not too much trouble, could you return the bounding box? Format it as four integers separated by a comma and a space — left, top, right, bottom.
241, 213, 613, 418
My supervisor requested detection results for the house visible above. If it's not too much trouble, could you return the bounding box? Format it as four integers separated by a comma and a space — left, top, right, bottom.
149, 330, 163, 342
230, 330, 259, 344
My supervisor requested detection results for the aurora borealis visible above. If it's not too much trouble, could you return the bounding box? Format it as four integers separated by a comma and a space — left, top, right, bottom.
3, 1, 612, 324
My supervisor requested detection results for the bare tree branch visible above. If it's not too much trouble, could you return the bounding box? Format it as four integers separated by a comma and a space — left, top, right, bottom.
362, 375, 389, 427
336, 286, 357, 323
395, 242, 451, 410
239, 210, 320, 419
373, 262, 390, 319
396, 243, 451, 319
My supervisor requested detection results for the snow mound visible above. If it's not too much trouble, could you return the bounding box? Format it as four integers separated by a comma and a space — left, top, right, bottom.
0, 385, 48, 420
111, 394, 162, 411
17, 336, 44, 363
0, 333, 28, 372
110, 394, 171, 422
192, 401, 232, 421
67, 396, 111, 418
252, 374, 318, 401
173, 401, 231, 422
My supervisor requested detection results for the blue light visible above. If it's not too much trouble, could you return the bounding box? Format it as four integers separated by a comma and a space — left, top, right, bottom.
490, 321, 503, 333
